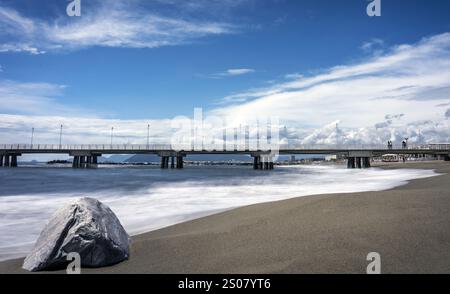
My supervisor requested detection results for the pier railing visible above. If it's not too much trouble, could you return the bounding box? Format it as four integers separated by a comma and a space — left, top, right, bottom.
1, 143, 448, 152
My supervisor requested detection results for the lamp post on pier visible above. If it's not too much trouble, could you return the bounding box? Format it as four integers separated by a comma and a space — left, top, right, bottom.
147, 124, 150, 149
59, 125, 63, 149
31, 127, 34, 147
110, 127, 114, 147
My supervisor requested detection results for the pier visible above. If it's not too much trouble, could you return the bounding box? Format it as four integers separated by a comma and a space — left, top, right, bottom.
1, 143, 449, 170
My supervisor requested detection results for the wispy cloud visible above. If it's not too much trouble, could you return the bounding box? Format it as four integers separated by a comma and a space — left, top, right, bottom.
224, 68, 255, 76
0, 2, 236, 54
0, 113, 175, 146
1, 33, 450, 146
360, 38, 385, 53
0, 43, 45, 55
0, 80, 97, 116
205, 68, 256, 79
284, 73, 303, 80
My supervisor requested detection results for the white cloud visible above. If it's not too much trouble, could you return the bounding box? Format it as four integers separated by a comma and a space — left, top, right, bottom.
0, 80, 96, 116
0, 3, 236, 53
284, 73, 303, 80
0, 6, 35, 35
0, 114, 174, 146
0, 43, 45, 55
360, 38, 384, 53
224, 68, 255, 76
206, 68, 256, 79
1, 33, 450, 147
213, 33, 450, 132
295, 117, 450, 146
44, 11, 234, 50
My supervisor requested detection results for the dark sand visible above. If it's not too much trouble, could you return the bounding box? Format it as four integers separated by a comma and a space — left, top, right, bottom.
1, 161, 449, 274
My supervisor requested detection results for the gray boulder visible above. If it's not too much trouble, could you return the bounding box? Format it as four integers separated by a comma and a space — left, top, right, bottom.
23, 197, 130, 271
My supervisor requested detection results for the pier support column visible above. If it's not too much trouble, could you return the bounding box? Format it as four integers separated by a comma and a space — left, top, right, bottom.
4, 155, 10, 167
253, 156, 259, 170
0, 155, 3, 167
347, 157, 355, 169
445, 155, 450, 162
80, 156, 86, 168
176, 156, 184, 169
362, 157, 371, 168
11, 155, 17, 167
253, 155, 274, 171
348, 151, 373, 169
85, 156, 91, 168
72, 156, 79, 168
70, 153, 101, 168
160, 156, 170, 169
170, 156, 175, 169
356, 157, 362, 169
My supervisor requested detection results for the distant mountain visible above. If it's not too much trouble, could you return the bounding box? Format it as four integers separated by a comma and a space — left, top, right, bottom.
123, 154, 327, 163
125, 154, 161, 163
98, 154, 132, 163
186, 154, 253, 162
124, 154, 253, 163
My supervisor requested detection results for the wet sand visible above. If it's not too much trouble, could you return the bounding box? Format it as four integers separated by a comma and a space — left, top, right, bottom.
1, 161, 449, 274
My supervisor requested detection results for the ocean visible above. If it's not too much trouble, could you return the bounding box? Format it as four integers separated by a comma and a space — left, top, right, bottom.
0, 163, 437, 261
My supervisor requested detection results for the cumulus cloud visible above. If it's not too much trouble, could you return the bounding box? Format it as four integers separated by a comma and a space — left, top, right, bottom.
213, 33, 450, 134
0, 3, 236, 53
294, 116, 450, 146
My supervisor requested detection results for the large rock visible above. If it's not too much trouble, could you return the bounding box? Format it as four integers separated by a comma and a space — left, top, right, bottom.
23, 197, 130, 271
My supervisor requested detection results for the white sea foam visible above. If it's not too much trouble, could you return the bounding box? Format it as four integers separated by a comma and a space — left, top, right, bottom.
0, 165, 437, 261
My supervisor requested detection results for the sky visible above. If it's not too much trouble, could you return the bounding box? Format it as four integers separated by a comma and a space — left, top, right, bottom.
0, 0, 450, 153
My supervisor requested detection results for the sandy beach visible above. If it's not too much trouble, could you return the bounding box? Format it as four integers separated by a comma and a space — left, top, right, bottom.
1, 161, 449, 274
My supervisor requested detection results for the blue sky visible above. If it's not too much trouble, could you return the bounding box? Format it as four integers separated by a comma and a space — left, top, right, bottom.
0, 0, 450, 147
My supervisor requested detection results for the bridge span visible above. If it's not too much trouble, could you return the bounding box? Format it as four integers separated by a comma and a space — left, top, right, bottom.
1, 144, 449, 170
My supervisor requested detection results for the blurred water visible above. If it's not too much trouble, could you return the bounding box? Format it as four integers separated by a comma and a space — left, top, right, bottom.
0, 164, 437, 261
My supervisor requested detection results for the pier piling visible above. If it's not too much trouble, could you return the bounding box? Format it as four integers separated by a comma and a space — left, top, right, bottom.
11, 155, 17, 167
253, 156, 259, 170
4, 155, 10, 167
347, 157, 355, 168
253, 155, 274, 170
356, 157, 362, 168
363, 157, 371, 168
176, 156, 184, 169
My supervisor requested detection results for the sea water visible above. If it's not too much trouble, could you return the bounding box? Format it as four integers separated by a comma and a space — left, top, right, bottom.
0, 164, 437, 261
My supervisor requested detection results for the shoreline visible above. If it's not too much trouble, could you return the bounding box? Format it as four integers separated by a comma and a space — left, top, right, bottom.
1, 161, 449, 274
